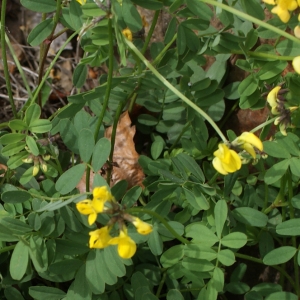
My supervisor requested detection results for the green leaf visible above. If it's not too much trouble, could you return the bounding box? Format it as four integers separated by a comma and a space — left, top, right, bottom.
186, 0, 213, 20
276, 219, 300, 236
184, 244, 217, 261
55, 239, 89, 256
122, 0, 142, 31
265, 292, 298, 300
217, 249, 235, 266
177, 153, 205, 181
20, 0, 56, 13
73, 64, 88, 88
164, 17, 177, 44
91, 137, 111, 172
0, 217, 32, 234
160, 245, 184, 268
8, 119, 28, 131
27, 19, 54, 46
55, 163, 86, 194
103, 246, 126, 277
167, 289, 184, 300
289, 157, 300, 177
238, 75, 258, 97
29, 286, 66, 300
257, 61, 287, 81
182, 257, 214, 272
221, 232, 247, 249
276, 39, 300, 56
2, 190, 31, 203
78, 128, 94, 163
26, 135, 39, 156
263, 141, 291, 158
185, 223, 218, 246
177, 24, 186, 55
1, 141, 26, 156
10, 240, 29, 280
0, 133, 26, 144
69, 0, 84, 30
121, 186, 142, 207
29, 119, 52, 133
232, 207, 268, 227
148, 229, 163, 255
240, 0, 265, 20
4, 287, 25, 300
263, 246, 297, 265
215, 200, 227, 238
151, 136, 164, 160
212, 267, 224, 292
264, 159, 290, 185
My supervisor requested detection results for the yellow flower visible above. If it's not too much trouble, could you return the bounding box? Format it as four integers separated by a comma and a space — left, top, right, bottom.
234, 132, 263, 158
292, 56, 300, 74
76, 186, 113, 225
212, 144, 241, 175
263, 0, 276, 4
267, 86, 281, 114
270, 0, 298, 23
89, 226, 112, 249
108, 228, 137, 259
122, 28, 133, 41
132, 217, 153, 235
76, 0, 86, 5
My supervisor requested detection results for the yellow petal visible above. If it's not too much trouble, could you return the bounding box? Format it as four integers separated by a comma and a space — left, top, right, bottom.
222, 150, 241, 172
238, 132, 263, 151
93, 186, 112, 201
292, 56, 300, 74
76, 0, 86, 5
88, 212, 97, 226
267, 86, 281, 108
92, 198, 105, 213
212, 157, 228, 175
242, 143, 256, 158
108, 229, 137, 259
122, 28, 133, 41
89, 227, 112, 248
272, 6, 291, 23
132, 217, 153, 235
263, 0, 276, 4
76, 200, 94, 215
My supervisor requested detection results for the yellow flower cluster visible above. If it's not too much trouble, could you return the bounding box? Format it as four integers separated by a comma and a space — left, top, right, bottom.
263, 0, 300, 23
267, 86, 298, 135
76, 186, 153, 259
213, 132, 263, 175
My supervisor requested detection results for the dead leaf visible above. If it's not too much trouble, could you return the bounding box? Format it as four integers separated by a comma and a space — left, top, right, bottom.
0, 164, 7, 177
105, 111, 144, 189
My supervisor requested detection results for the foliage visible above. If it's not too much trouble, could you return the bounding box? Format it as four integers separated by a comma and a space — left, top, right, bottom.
1, 0, 300, 299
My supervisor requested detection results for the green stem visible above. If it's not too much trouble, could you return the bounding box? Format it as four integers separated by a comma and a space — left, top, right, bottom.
125, 39, 228, 143
0, 244, 15, 254
0, 0, 17, 118
127, 207, 191, 245
141, 10, 160, 55
107, 101, 124, 186
29, 192, 89, 201
250, 117, 276, 133
156, 270, 167, 298
5, 33, 33, 98
152, 33, 177, 66
19, 29, 80, 115
235, 252, 297, 292
86, 16, 114, 192
168, 121, 191, 153
201, 0, 300, 45
232, 50, 294, 61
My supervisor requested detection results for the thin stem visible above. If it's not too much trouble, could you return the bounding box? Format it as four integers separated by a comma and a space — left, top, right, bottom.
0, 0, 17, 118
86, 16, 114, 192
250, 117, 277, 133
5, 33, 33, 98
201, 0, 300, 45
0, 245, 15, 254
19, 30, 80, 115
234, 252, 297, 292
152, 33, 177, 66
107, 101, 124, 186
125, 39, 228, 143
168, 122, 191, 153
156, 270, 167, 298
141, 10, 160, 55
232, 50, 293, 61
126, 207, 191, 245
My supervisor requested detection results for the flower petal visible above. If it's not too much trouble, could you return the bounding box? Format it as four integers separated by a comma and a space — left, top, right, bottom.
292, 56, 300, 74
238, 132, 263, 151
267, 86, 281, 108
212, 157, 228, 175
76, 200, 94, 215
132, 217, 153, 235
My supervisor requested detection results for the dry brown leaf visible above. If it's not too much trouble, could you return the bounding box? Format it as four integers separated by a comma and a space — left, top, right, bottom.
0, 164, 7, 177
105, 111, 144, 189
76, 111, 144, 193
